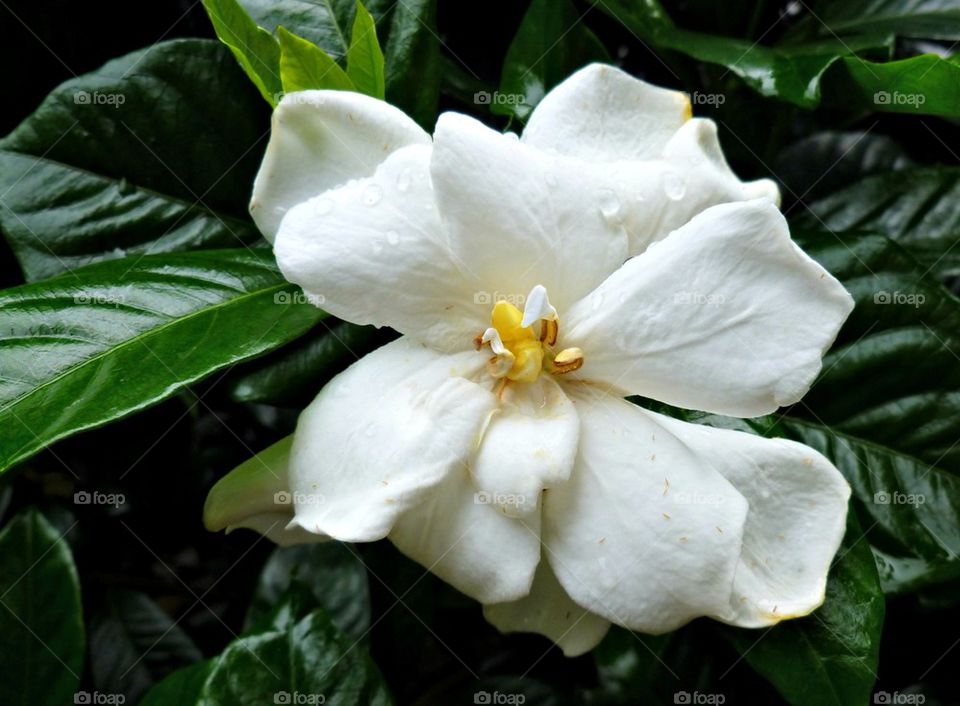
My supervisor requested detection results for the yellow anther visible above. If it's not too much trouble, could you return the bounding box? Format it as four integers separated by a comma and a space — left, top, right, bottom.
487, 301, 544, 383
547, 347, 584, 375
540, 318, 558, 346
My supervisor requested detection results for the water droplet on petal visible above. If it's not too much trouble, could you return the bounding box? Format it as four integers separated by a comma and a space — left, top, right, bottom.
371, 239, 384, 255
596, 188, 621, 222
386, 230, 400, 245
544, 172, 558, 188
396, 169, 412, 193
363, 184, 383, 206
505, 132, 520, 141
663, 171, 686, 200
591, 292, 605, 311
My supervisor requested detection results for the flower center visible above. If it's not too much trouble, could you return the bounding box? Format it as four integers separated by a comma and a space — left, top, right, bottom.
475, 285, 583, 383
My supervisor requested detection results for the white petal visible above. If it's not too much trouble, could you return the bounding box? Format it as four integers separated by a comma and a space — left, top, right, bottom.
287, 338, 497, 542
203, 437, 328, 547
617, 119, 780, 255
251, 90, 430, 242
389, 466, 541, 604
484, 560, 610, 657
274, 144, 484, 348
522, 63, 691, 162
430, 113, 629, 312
659, 418, 850, 626
471, 377, 578, 517
543, 392, 748, 634
563, 200, 854, 417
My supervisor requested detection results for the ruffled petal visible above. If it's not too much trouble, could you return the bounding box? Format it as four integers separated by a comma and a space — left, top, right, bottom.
389, 466, 541, 604
251, 90, 430, 241
522, 63, 691, 162
287, 338, 496, 542
274, 144, 484, 348
471, 377, 578, 517
483, 559, 610, 657
563, 200, 854, 417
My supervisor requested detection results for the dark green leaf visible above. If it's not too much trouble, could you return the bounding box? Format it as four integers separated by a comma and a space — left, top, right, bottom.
721, 513, 884, 706
239, 0, 360, 59
828, 54, 960, 118
202, 0, 282, 102
800, 168, 960, 280
0, 40, 267, 283
227, 321, 393, 405
347, 1, 386, 99
140, 660, 213, 706
200, 606, 392, 705
494, 0, 609, 120
815, 0, 960, 41
246, 542, 371, 640
382, 0, 440, 127
278, 25, 355, 92
0, 249, 325, 475
89, 589, 202, 703
0, 508, 84, 706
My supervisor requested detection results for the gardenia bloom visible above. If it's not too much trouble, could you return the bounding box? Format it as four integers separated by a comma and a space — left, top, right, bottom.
205, 64, 854, 656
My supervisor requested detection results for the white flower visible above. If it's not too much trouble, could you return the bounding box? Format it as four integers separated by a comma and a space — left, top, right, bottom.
206, 64, 854, 657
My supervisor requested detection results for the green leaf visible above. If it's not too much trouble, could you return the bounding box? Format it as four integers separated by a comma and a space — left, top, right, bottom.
0, 40, 267, 282
89, 590, 202, 703
347, 1, 385, 98
493, 0, 609, 120
278, 25, 355, 93
202, 0, 282, 103
799, 168, 960, 280
0, 249, 325, 475
828, 54, 960, 118
246, 542, 371, 640
721, 513, 884, 706
0, 508, 84, 706
199, 605, 392, 705
227, 322, 393, 405
140, 660, 213, 706
382, 0, 440, 127
812, 0, 960, 41
239, 0, 361, 59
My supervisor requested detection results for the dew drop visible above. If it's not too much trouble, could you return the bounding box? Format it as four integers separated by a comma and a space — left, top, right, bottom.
663, 171, 686, 200
505, 132, 520, 141
386, 230, 400, 245
371, 239, 384, 255
363, 184, 383, 206
596, 188, 621, 222
396, 169, 412, 193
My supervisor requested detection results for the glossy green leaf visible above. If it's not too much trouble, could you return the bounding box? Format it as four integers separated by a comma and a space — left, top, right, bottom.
246, 542, 371, 640
278, 25, 355, 93
381, 0, 440, 127
812, 0, 960, 41
799, 168, 960, 280
493, 0, 609, 120
721, 513, 884, 706
140, 660, 213, 706
227, 321, 392, 405
0, 508, 84, 706
0, 40, 266, 283
202, 0, 282, 103
89, 589, 202, 703
200, 606, 392, 705
347, 1, 385, 98
239, 0, 363, 59
0, 249, 325, 475
829, 54, 960, 118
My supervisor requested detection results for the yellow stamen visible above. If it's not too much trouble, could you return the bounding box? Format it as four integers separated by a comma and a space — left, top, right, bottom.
547, 347, 584, 375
